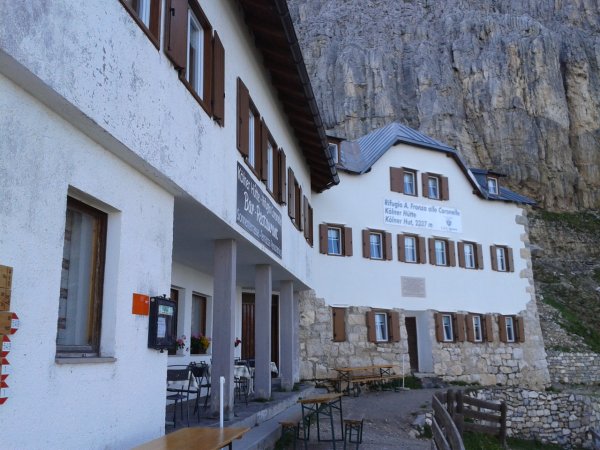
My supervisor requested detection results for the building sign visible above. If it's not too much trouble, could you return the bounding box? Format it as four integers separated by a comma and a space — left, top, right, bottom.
384, 199, 462, 233
237, 163, 282, 257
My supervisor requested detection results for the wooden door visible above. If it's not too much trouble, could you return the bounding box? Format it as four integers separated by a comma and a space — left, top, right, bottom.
241, 293, 279, 367
271, 296, 279, 368
405, 317, 419, 371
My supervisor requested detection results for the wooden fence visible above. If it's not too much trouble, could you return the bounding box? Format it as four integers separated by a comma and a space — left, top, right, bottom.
434, 389, 507, 448
432, 394, 465, 450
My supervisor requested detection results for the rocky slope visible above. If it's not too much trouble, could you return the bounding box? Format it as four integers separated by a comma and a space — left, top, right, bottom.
288, 0, 600, 210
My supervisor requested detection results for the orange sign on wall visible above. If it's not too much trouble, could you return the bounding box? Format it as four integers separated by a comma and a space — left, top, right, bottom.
132, 293, 150, 316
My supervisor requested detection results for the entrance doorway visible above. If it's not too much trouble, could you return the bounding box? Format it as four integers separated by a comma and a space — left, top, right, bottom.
405, 317, 419, 371
241, 293, 279, 368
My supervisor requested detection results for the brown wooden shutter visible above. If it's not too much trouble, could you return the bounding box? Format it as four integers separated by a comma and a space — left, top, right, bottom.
211, 31, 225, 126
397, 234, 406, 262
389, 311, 401, 342
307, 204, 314, 245
332, 307, 346, 342
507, 247, 514, 272
362, 230, 371, 258
273, 147, 281, 200
236, 78, 249, 157
201, 22, 213, 113
457, 241, 465, 268
297, 185, 304, 231
287, 168, 295, 219
165, 0, 188, 70
149, 0, 161, 41
466, 314, 475, 342
303, 196, 309, 239
434, 313, 444, 342
455, 314, 466, 342
498, 315, 507, 343
319, 224, 327, 254
484, 314, 494, 342
476, 243, 484, 270
390, 167, 404, 193
343, 227, 353, 257
384, 232, 393, 260
366, 311, 376, 342
516, 316, 525, 342
421, 173, 429, 198
260, 120, 269, 181
418, 236, 426, 263
441, 176, 449, 200
448, 240, 456, 267
278, 149, 286, 204
490, 245, 498, 271
428, 238, 435, 265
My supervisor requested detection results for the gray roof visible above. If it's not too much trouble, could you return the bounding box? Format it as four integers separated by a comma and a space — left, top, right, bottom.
471, 169, 536, 205
337, 121, 536, 205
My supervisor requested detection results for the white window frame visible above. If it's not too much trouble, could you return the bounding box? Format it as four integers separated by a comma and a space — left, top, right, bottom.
435, 239, 447, 266
248, 109, 256, 167
464, 243, 475, 269
496, 247, 507, 272
404, 236, 417, 263
266, 141, 274, 192
370, 232, 383, 260
472, 315, 483, 342
375, 312, 389, 342
186, 10, 204, 98
428, 176, 440, 199
442, 314, 453, 342
403, 171, 416, 195
505, 316, 515, 342
327, 227, 342, 256
487, 177, 499, 195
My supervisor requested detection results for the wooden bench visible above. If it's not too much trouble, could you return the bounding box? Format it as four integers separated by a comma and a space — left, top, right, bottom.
347, 374, 405, 396
343, 413, 365, 449
133, 427, 250, 450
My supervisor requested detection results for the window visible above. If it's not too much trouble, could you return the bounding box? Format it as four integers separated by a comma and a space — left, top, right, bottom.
398, 233, 426, 263
505, 316, 515, 342
487, 177, 499, 195
266, 141, 274, 192
390, 167, 418, 195
120, 0, 161, 46
303, 198, 313, 246
435, 312, 467, 343
362, 229, 392, 260
428, 238, 456, 267
491, 245, 514, 272
442, 314, 453, 342
422, 173, 449, 200
332, 307, 346, 342
319, 224, 353, 256
472, 315, 483, 342
499, 315, 524, 343
370, 232, 383, 260
464, 243, 475, 268
458, 241, 483, 269
190, 293, 207, 354
258, 119, 286, 203
247, 106, 259, 169
57, 197, 107, 356
367, 310, 400, 343
467, 313, 493, 342
165, 0, 215, 114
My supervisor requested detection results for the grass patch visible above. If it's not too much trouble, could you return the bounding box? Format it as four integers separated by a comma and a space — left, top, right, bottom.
537, 210, 600, 234
463, 431, 567, 450
544, 295, 600, 353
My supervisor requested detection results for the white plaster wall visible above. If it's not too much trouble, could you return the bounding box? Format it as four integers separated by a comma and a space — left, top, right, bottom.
313, 143, 530, 315
0, 75, 174, 449
0, 0, 314, 285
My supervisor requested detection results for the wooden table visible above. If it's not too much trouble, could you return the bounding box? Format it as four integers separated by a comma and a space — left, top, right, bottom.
298, 393, 344, 449
133, 427, 250, 450
335, 364, 394, 395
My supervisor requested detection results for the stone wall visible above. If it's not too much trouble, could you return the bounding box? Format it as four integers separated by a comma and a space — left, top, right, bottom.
299, 291, 549, 388
472, 387, 600, 449
547, 352, 600, 385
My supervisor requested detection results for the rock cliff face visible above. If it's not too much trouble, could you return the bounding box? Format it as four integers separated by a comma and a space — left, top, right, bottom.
288, 0, 600, 210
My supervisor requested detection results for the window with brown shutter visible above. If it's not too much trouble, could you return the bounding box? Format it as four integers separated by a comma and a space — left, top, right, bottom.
287, 167, 295, 220
389, 311, 401, 343
491, 245, 514, 272
421, 172, 449, 200
428, 237, 455, 267
515, 316, 525, 342
211, 31, 225, 126
366, 311, 377, 343
295, 181, 303, 231
435, 312, 456, 342
236, 78, 249, 157
303, 198, 313, 246
500, 315, 522, 343
458, 241, 483, 269
362, 229, 392, 260
367, 309, 395, 343
320, 224, 352, 256
120, 0, 161, 48
484, 314, 494, 342
390, 167, 404, 193
277, 149, 286, 204
398, 233, 426, 263
498, 315, 508, 343
466, 314, 485, 343
332, 307, 346, 342
454, 314, 466, 342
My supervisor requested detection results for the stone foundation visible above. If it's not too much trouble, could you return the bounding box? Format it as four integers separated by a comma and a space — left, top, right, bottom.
472, 387, 600, 449
547, 352, 600, 385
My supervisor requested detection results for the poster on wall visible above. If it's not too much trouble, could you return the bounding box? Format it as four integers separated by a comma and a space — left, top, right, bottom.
236, 163, 282, 257
384, 198, 462, 233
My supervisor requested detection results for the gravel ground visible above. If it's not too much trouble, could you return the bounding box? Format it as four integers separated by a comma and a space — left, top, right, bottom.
296, 388, 442, 449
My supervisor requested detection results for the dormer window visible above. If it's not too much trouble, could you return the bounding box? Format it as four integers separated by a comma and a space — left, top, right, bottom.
487, 177, 499, 195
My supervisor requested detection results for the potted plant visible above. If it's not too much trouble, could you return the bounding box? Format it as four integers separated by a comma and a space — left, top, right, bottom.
191, 333, 211, 354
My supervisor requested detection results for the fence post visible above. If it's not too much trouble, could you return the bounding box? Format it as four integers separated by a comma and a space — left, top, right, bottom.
500, 402, 507, 448
447, 389, 455, 416
455, 390, 464, 436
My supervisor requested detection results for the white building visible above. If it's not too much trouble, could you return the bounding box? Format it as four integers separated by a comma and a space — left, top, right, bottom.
0, 0, 337, 448
301, 122, 550, 388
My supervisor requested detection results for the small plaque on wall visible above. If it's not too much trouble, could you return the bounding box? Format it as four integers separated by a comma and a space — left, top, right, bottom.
401, 277, 426, 298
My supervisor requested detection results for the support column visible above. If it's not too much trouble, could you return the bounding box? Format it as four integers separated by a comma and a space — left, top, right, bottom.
292, 290, 300, 384
279, 281, 295, 390
254, 264, 272, 399
210, 239, 236, 419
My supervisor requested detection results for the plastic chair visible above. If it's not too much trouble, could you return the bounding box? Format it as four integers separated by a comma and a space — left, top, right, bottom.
166, 366, 192, 427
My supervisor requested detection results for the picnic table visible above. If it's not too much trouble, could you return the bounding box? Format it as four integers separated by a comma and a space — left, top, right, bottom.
334, 364, 399, 396
133, 427, 250, 450
298, 392, 344, 449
